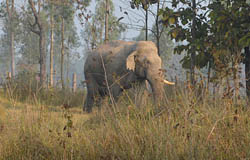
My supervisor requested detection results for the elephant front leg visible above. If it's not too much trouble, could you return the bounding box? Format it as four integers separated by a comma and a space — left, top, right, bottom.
110, 85, 123, 102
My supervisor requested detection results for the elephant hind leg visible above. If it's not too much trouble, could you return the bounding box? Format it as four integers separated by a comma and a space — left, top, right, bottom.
84, 93, 103, 113
84, 83, 105, 112
83, 78, 100, 112
84, 93, 94, 113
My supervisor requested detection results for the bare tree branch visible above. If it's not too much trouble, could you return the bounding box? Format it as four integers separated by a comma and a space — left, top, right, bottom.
28, 0, 42, 30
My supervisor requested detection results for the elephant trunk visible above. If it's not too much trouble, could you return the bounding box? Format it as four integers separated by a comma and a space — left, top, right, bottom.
146, 70, 174, 103
147, 75, 165, 103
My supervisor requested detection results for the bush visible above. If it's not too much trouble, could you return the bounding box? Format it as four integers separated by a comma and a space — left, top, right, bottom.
3, 71, 85, 108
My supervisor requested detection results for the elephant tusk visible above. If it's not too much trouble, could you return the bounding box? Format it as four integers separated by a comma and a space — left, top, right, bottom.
163, 79, 175, 85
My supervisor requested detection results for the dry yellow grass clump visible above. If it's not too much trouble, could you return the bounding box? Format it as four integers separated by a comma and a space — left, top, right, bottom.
0, 87, 250, 160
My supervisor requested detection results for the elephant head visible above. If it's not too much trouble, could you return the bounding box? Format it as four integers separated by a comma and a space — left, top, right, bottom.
126, 41, 174, 102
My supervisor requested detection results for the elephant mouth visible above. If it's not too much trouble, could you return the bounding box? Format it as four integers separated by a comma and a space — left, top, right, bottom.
137, 77, 146, 81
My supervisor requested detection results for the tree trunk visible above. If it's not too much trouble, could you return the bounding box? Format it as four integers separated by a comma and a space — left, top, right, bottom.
190, 0, 196, 85
11, 0, 15, 77
39, 29, 46, 88
6, 0, 15, 78
10, 27, 15, 78
245, 47, 250, 98
233, 61, 239, 102
66, 40, 70, 86
72, 73, 77, 93
207, 60, 211, 92
145, 6, 148, 41
61, 17, 65, 89
91, 22, 97, 49
104, 0, 109, 43
155, 0, 160, 56
28, 0, 47, 88
100, 22, 104, 44
49, 9, 54, 87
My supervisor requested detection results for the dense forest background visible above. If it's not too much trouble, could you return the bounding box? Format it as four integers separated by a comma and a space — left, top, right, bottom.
0, 0, 250, 99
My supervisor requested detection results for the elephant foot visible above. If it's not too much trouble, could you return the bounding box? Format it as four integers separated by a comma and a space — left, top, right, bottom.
83, 106, 92, 113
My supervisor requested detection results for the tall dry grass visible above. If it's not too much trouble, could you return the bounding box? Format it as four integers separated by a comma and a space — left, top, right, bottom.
0, 83, 250, 160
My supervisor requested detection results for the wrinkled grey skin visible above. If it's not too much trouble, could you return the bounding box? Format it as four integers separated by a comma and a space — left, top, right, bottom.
83, 40, 169, 112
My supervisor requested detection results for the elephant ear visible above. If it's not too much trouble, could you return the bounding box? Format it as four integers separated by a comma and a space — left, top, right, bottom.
126, 51, 136, 71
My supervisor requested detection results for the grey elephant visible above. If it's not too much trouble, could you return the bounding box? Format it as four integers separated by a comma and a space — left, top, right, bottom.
83, 40, 174, 112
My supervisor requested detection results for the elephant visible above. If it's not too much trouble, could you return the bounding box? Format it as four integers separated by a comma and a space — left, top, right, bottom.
83, 40, 174, 112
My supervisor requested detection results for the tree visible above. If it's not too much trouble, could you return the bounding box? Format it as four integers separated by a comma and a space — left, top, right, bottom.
134, 23, 174, 60
207, 0, 250, 100
130, 0, 158, 41
49, 1, 55, 87
245, 47, 250, 98
161, 0, 250, 99
160, 0, 209, 85
0, 25, 11, 73
60, 16, 65, 89
47, 0, 82, 89
130, 0, 172, 56
28, 0, 47, 88
190, 0, 197, 85
0, 0, 20, 76
6, 0, 16, 77
57, 1, 77, 89
104, 0, 109, 43
45, 0, 89, 88
83, 0, 126, 49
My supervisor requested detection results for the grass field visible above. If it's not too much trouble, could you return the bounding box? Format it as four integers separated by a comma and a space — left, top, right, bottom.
0, 86, 250, 160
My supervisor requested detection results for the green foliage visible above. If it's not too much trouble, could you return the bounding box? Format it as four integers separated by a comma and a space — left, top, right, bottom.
160, 0, 250, 82
160, 0, 211, 70
205, 0, 250, 81
208, 0, 250, 50
130, 0, 158, 10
